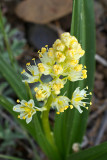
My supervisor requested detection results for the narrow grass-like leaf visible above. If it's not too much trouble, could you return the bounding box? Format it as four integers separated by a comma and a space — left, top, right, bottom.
0, 56, 60, 159
0, 95, 61, 160
0, 55, 28, 100
54, 0, 95, 158
67, 142, 107, 160
66, 0, 95, 155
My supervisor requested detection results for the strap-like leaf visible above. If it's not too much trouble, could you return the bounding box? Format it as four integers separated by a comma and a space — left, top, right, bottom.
0, 56, 61, 159
54, 0, 95, 158
0, 95, 61, 160
0, 55, 28, 100
67, 142, 107, 160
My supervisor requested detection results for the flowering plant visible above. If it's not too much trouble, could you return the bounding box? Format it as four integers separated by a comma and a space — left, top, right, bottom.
0, 1, 106, 160
13, 32, 92, 124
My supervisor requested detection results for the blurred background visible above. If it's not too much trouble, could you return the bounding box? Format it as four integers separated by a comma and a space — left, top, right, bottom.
0, 0, 107, 159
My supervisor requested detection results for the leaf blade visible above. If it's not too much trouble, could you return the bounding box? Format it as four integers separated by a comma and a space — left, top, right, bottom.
67, 142, 107, 160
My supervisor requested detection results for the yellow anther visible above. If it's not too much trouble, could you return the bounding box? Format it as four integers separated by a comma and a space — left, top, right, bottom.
38, 63, 45, 73
26, 62, 30, 66
82, 70, 87, 74
28, 112, 32, 118
58, 101, 63, 105
29, 103, 33, 107
41, 47, 46, 54
75, 97, 83, 102
84, 94, 86, 97
45, 45, 48, 47
86, 107, 88, 110
52, 83, 64, 94
81, 71, 87, 79
53, 64, 63, 75
55, 51, 65, 62
59, 108, 64, 112
89, 92, 92, 95
64, 106, 68, 110
83, 74, 87, 79
70, 37, 78, 45
74, 64, 82, 71
80, 50, 85, 56
24, 107, 31, 112
90, 102, 92, 105
38, 50, 40, 53
53, 39, 65, 51
83, 103, 86, 106
48, 51, 53, 57
34, 87, 38, 92
70, 105, 73, 109
70, 60, 79, 66
32, 58, 35, 60
23, 116, 26, 119
84, 65, 86, 69
86, 86, 88, 89
39, 54, 42, 58
56, 112, 60, 114
24, 102, 28, 106
21, 69, 25, 74
36, 90, 45, 99
18, 115, 20, 118
17, 99, 20, 103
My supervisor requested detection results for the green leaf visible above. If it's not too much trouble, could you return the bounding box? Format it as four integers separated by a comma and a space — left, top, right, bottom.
54, 0, 95, 158
66, 0, 95, 155
0, 56, 61, 159
0, 154, 24, 160
0, 95, 61, 160
67, 142, 107, 160
0, 55, 28, 100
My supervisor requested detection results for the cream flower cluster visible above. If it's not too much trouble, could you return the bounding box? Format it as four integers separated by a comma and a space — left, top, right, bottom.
13, 32, 92, 123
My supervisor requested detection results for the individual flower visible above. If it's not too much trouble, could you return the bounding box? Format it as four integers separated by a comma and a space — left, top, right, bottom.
65, 47, 85, 60
60, 32, 78, 48
53, 64, 63, 76
71, 87, 92, 113
38, 63, 52, 75
53, 39, 65, 51
21, 62, 40, 83
50, 78, 66, 95
34, 84, 51, 101
40, 48, 55, 66
51, 96, 70, 114
13, 99, 43, 123
63, 64, 87, 82
55, 51, 66, 63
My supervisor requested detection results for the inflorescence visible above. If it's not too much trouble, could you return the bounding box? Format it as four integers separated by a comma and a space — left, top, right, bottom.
13, 32, 92, 123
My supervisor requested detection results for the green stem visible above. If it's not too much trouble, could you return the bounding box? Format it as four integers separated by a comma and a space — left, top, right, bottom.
0, 8, 14, 67
41, 95, 54, 145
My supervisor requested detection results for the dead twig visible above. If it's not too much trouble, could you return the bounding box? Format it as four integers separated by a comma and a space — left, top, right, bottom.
88, 99, 107, 124
95, 54, 107, 67
95, 110, 107, 145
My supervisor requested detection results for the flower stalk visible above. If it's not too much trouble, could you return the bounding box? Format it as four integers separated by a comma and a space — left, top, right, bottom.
41, 95, 55, 145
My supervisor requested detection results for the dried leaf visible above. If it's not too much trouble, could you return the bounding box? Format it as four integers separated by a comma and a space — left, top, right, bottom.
15, 0, 73, 24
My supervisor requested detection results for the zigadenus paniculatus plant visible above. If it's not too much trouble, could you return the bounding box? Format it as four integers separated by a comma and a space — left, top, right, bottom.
13, 32, 92, 124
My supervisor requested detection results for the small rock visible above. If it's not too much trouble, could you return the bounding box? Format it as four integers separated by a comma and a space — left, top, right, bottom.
26, 23, 59, 50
